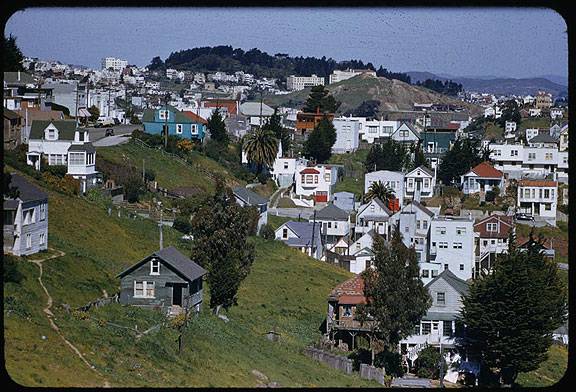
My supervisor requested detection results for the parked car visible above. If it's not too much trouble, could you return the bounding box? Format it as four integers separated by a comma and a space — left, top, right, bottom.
105, 128, 114, 136
515, 213, 534, 221
97, 117, 115, 127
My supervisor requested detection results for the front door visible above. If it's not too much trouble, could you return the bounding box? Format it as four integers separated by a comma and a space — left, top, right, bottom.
172, 285, 183, 306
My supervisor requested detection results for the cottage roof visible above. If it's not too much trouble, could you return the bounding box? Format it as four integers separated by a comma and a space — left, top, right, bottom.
3, 107, 21, 120
282, 221, 322, 247
4, 71, 36, 85
117, 246, 207, 282
142, 105, 204, 124
300, 167, 320, 174
68, 143, 96, 153
329, 275, 365, 299
406, 165, 434, 178
233, 186, 268, 206
181, 111, 208, 125
474, 215, 514, 239
358, 198, 392, 217
469, 161, 503, 178
315, 203, 349, 221
402, 200, 435, 217
29, 120, 79, 140
239, 101, 275, 117
6, 173, 48, 203
529, 133, 558, 144
425, 269, 469, 296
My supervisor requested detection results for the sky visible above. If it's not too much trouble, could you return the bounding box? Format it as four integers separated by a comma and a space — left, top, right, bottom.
5, 7, 568, 80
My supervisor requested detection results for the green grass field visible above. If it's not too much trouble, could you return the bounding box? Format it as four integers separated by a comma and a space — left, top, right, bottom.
4, 168, 378, 387
516, 344, 568, 387
96, 141, 243, 192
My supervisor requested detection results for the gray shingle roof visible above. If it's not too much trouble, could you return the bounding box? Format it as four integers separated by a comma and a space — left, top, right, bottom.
283, 221, 322, 247
315, 203, 349, 221
425, 268, 469, 296
6, 173, 48, 203
233, 186, 268, 206
117, 246, 207, 282
239, 101, 275, 117
29, 120, 79, 140
408, 200, 435, 217
529, 133, 558, 144
68, 143, 96, 153
3, 107, 21, 120
4, 71, 36, 85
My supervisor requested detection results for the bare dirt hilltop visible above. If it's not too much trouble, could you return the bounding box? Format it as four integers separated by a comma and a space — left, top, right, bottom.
265, 73, 483, 117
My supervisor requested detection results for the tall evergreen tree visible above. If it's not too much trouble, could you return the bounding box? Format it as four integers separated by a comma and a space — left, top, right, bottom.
359, 231, 431, 364
498, 99, 522, 127
206, 108, 229, 145
458, 233, 567, 386
303, 116, 336, 163
3, 34, 24, 71
437, 138, 482, 185
410, 141, 429, 170
263, 107, 291, 153
364, 139, 409, 172
303, 85, 341, 113
189, 179, 255, 314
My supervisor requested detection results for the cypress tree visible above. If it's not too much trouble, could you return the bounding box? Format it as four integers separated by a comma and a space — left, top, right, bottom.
207, 108, 229, 145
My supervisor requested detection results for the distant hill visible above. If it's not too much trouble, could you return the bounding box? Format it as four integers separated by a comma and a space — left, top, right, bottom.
406, 71, 567, 97
264, 73, 482, 116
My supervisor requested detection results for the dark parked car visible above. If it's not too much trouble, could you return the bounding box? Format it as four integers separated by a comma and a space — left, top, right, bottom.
515, 213, 534, 221
105, 128, 114, 136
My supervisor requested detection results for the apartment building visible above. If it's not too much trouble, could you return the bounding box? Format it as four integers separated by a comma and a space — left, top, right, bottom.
286, 74, 325, 91
101, 57, 128, 71
332, 118, 360, 153
328, 68, 376, 84
517, 179, 557, 224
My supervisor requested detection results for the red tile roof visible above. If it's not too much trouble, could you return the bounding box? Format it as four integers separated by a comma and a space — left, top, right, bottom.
181, 111, 208, 124
330, 275, 365, 299
470, 162, 503, 178
518, 180, 557, 187
300, 168, 320, 174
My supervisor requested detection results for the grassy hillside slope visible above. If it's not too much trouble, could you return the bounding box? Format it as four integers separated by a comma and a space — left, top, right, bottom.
4, 168, 377, 387
265, 73, 482, 116
96, 141, 244, 193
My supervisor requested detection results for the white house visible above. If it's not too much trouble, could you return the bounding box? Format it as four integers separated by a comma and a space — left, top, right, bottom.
233, 187, 269, 232
355, 198, 393, 239
332, 117, 360, 153
390, 122, 421, 146
529, 108, 542, 117
525, 128, 541, 142
329, 68, 376, 84
311, 203, 351, 247
400, 269, 469, 369
550, 108, 563, 120
286, 74, 325, 91
427, 216, 475, 283
404, 166, 436, 201
275, 221, 323, 260
349, 247, 375, 275
517, 179, 557, 224
239, 101, 275, 128
504, 121, 517, 137
489, 142, 562, 180
295, 165, 338, 204
66, 143, 99, 193
460, 162, 505, 196
3, 173, 49, 256
364, 170, 405, 207
389, 200, 440, 264
27, 120, 89, 170
559, 125, 568, 152
484, 105, 502, 119
360, 119, 399, 144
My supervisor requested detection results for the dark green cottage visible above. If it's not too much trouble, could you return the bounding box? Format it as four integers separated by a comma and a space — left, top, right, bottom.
117, 246, 207, 316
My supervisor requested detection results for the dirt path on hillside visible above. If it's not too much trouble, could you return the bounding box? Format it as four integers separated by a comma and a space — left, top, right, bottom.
27, 248, 111, 388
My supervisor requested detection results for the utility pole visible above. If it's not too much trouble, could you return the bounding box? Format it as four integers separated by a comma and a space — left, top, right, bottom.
142, 159, 145, 183
310, 210, 317, 258
164, 92, 169, 149
159, 205, 164, 250
74, 81, 79, 126
259, 90, 263, 128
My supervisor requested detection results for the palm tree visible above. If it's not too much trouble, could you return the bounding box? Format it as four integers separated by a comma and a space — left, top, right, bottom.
242, 127, 279, 176
364, 181, 395, 205
480, 145, 494, 163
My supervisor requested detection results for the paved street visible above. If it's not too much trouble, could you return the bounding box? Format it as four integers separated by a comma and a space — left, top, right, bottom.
88, 124, 142, 143
93, 134, 132, 147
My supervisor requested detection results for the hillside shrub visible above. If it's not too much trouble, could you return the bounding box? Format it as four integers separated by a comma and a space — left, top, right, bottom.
43, 165, 68, 178
374, 350, 405, 377
414, 345, 446, 379
41, 172, 80, 195
257, 172, 270, 185
3, 256, 25, 284
485, 190, 496, 203
173, 216, 192, 234
259, 223, 275, 240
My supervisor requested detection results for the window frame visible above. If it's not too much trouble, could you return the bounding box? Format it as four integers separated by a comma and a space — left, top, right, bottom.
150, 259, 161, 275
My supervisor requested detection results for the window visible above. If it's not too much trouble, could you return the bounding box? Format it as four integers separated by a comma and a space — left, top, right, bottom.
305, 175, 313, 184
436, 226, 446, 235
444, 264, 449, 270
443, 321, 453, 336
421, 322, 432, 335
69, 152, 85, 166
483, 240, 488, 246
40, 232, 46, 245
424, 178, 430, 188
23, 208, 35, 225
343, 305, 352, 317
301, 174, 305, 183
159, 110, 168, 120
284, 162, 289, 169
528, 152, 536, 160
176, 124, 183, 134
511, 150, 518, 157
324, 173, 331, 182
327, 222, 332, 229
26, 233, 32, 249
456, 227, 466, 235
545, 152, 553, 161
134, 281, 144, 297
487, 223, 497, 232
191, 124, 198, 134
494, 149, 501, 156
282, 228, 288, 239
145, 281, 155, 298
431, 270, 438, 278
432, 321, 439, 332
539, 189, 543, 199
314, 175, 318, 184
460, 264, 465, 271
545, 204, 552, 211
134, 281, 155, 298
422, 221, 428, 230
439, 242, 448, 249
437, 292, 446, 305
334, 222, 338, 229
416, 220, 421, 230
150, 259, 160, 275
413, 324, 421, 335
422, 269, 429, 278
453, 242, 462, 249
544, 189, 550, 199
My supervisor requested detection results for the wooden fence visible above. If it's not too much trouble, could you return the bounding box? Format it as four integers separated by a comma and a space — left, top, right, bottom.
77, 293, 120, 312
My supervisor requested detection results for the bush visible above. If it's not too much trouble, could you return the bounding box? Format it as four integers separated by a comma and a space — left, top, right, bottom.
3, 256, 25, 284
348, 348, 372, 371
414, 345, 446, 380
144, 169, 156, 183
257, 172, 270, 185
485, 190, 496, 202
43, 164, 68, 178
41, 172, 80, 195
172, 216, 192, 234
259, 223, 275, 240
374, 350, 405, 377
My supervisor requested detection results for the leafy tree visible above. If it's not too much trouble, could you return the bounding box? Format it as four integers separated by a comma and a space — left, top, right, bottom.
437, 138, 482, 185
3, 34, 24, 71
364, 181, 396, 204
206, 108, 229, 145
3, 171, 20, 199
497, 99, 521, 127
263, 108, 291, 153
4, 256, 25, 284
458, 233, 567, 387
88, 105, 100, 122
346, 100, 380, 118
364, 139, 409, 172
410, 141, 429, 170
148, 56, 165, 71
189, 179, 255, 314
243, 127, 278, 175
414, 345, 446, 379
303, 116, 336, 163
172, 216, 192, 234
259, 223, 275, 240
359, 231, 431, 364
303, 85, 340, 113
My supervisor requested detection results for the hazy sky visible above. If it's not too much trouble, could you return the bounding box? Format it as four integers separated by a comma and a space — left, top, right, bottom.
5, 7, 568, 79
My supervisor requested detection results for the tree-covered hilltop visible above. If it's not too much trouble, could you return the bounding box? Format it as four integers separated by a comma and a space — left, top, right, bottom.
149, 45, 411, 83
415, 79, 463, 96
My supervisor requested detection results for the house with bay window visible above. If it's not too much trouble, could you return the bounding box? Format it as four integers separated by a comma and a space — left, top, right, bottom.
355, 198, 393, 239
294, 165, 338, 204
3, 173, 48, 256
404, 166, 436, 201
517, 179, 557, 224
460, 162, 505, 196
117, 246, 207, 317
67, 143, 99, 193
473, 215, 514, 276
142, 104, 206, 141
27, 120, 89, 170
